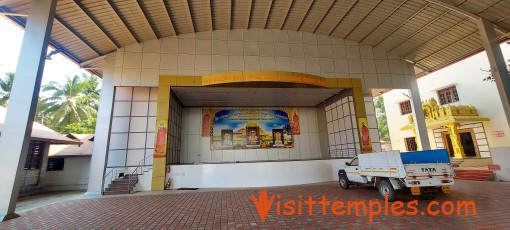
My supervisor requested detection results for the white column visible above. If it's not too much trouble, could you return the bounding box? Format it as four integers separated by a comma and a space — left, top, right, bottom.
86, 53, 116, 195
407, 70, 431, 150
477, 19, 510, 130
0, 0, 57, 221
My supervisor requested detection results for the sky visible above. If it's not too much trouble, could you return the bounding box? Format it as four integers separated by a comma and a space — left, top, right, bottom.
0, 16, 90, 88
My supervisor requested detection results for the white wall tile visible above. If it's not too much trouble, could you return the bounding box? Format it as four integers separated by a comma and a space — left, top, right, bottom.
107, 150, 126, 167
288, 31, 303, 43
256, 149, 269, 161
260, 57, 276, 70
113, 101, 131, 116
243, 29, 259, 41
275, 57, 291, 71
319, 58, 335, 73
347, 59, 363, 73
212, 30, 228, 40
128, 133, 146, 149
378, 74, 392, 88
196, 39, 212, 55
228, 41, 244, 56
259, 42, 275, 56
130, 117, 148, 132
212, 55, 229, 70
332, 45, 347, 58
235, 149, 246, 162
161, 37, 178, 53
131, 102, 149, 116
274, 30, 288, 43
275, 43, 290, 57
246, 149, 258, 161
229, 56, 244, 71
361, 59, 377, 73
111, 117, 130, 133
302, 33, 317, 44
123, 52, 143, 68
223, 151, 235, 162
125, 43, 143, 52
360, 46, 374, 59
305, 58, 320, 74
212, 40, 228, 55
278, 148, 290, 160
195, 55, 212, 70
178, 39, 195, 54
126, 149, 145, 166
228, 29, 244, 40
289, 43, 304, 57
334, 59, 349, 73
140, 69, 159, 86
178, 54, 195, 70
244, 41, 259, 56
303, 44, 319, 57
143, 39, 160, 53
142, 53, 160, 70
290, 57, 306, 72
318, 45, 333, 58
259, 29, 274, 42
160, 54, 178, 69
244, 56, 260, 70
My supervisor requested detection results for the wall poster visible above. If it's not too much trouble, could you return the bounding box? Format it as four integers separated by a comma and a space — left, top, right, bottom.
154, 120, 168, 158
203, 108, 299, 150
357, 118, 373, 152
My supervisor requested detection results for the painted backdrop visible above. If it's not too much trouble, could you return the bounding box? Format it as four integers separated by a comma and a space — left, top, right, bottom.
203, 108, 299, 150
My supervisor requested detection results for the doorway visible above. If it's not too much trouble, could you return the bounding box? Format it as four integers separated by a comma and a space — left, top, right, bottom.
442, 129, 479, 158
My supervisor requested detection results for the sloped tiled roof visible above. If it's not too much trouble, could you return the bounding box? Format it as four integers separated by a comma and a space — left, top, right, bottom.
0, 106, 80, 145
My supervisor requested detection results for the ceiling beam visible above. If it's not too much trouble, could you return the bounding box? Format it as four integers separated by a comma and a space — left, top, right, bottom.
246, 0, 253, 29
0, 12, 26, 17
279, 0, 294, 30
54, 15, 101, 56
374, 2, 430, 48
327, 0, 358, 36
207, 0, 213, 31
263, 0, 274, 29
73, 0, 119, 49
359, 0, 407, 44
107, 0, 140, 43
228, 0, 233, 30
184, 0, 195, 33
403, 18, 470, 59
423, 0, 509, 37
296, 0, 314, 31
79, 55, 106, 67
136, 0, 159, 39
161, 0, 177, 35
387, 9, 450, 52
415, 30, 478, 63
312, 0, 336, 34
344, 0, 382, 39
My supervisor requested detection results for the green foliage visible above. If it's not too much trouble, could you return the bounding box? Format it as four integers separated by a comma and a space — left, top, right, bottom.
374, 96, 390, 143
62, 118, 96, 134
1, 72, 100, 134
42, 74, 100, 129
0, 72, 14, 106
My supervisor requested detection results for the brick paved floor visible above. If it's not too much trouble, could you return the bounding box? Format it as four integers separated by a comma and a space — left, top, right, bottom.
1, 180, 510, 229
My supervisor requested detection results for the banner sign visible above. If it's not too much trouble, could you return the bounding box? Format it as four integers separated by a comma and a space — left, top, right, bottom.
206, 108, 299, 150
358, 118, 373, 152
154, 120, 168, 158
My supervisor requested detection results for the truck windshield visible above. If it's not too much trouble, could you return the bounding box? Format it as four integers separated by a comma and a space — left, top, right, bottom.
350, 158, 358, 166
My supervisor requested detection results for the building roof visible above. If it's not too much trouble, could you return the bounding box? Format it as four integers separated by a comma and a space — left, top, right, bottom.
49, 133, 94, 158
0, 105, 80, 145
1, 0, 509, 78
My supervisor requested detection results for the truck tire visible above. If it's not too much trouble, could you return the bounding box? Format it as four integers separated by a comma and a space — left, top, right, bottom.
378, 180, 397, 202
420, 189, 437, 200
339, 174, 350, 190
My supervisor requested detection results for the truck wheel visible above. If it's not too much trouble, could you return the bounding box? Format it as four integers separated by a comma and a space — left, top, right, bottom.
378, 180, 397, 202
339, 174, 350, 190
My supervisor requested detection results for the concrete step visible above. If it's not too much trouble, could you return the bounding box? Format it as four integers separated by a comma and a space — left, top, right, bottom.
104, 190, 130, 195
453, 169, 493, 181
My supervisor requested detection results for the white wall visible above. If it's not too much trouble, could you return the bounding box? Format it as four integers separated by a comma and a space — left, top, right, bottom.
383, 48, 510, 154
167, 159, 351, 189
41, 157, 91, 191
180, 107, 321, 163
112, 29, 414, 89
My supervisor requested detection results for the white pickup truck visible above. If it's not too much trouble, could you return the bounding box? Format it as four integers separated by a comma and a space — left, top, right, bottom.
338, 150, 454, 201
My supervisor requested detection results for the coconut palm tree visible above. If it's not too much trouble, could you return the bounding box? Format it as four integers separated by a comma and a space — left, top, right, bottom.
42, 75, 97, 127
81, 74, 101, 109
0, 72, 14, 106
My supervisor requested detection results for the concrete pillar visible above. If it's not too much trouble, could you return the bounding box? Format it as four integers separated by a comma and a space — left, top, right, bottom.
407, 73, 431, 150
477, 19, 510, 130
86, 53, 116, 195
0, 0, 57, 221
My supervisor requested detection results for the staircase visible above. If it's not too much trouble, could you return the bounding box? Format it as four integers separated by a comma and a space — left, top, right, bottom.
103, 174, 139, 195
103, 156, 153, 195
454, 167, 494, 181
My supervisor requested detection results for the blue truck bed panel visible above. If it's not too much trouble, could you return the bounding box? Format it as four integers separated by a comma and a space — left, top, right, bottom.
400, 149, 450, 164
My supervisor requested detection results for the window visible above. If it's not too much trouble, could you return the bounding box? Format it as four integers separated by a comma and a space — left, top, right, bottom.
437, 86, 459, 105
404, 137, 417, 151
399, 100, 412, 115
24, 141, 45, 169
349, 158, 359, 166
47, 158, 64, 171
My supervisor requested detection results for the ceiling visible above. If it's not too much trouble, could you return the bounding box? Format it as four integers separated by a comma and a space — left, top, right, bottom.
171, 87, 344, 107
1, 0, 509, 78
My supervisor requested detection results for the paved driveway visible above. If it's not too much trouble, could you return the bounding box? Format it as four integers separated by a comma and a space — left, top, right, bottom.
1, 180, 509, 229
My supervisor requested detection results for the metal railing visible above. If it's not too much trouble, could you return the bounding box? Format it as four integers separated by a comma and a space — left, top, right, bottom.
102, 155, 154, 194
329, 148, 361, 158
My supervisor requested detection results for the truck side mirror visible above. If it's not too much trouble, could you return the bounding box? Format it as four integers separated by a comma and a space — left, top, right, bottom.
345, 162, 350, 166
